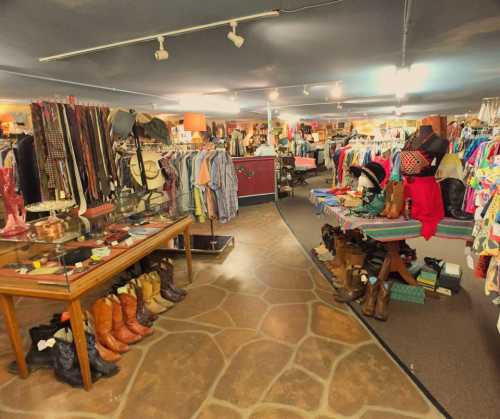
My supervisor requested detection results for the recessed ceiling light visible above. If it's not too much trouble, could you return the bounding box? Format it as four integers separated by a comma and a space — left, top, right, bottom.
331, 82, 343, 99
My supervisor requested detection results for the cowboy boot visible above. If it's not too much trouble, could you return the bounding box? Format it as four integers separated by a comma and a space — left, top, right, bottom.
362, 277, 380, 317
380, 181, 393, 217
374, 281, 392, 321
155, 268, 184, 303
130, 278, 157, 327
345, 246, 366, 268
160, 258, 187, 297
95, 341, 121, 363
140, 275, 168, 314
334, 266, 366, 303
440, 178, 473, 220
118, 285, 154, 337
386, 181, 405, 219
330, 235, 347, 268
148, 272, 176, 307
91, 298, 129, 353
85, 331, 119, 378
110, 295, 142, 344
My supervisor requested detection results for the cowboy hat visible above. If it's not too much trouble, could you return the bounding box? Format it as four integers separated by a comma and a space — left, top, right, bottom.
130, 151, 165, 190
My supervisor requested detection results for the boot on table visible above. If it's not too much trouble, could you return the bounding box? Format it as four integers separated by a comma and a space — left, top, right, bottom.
386, 181, 405, 219
380, 181, 394, 217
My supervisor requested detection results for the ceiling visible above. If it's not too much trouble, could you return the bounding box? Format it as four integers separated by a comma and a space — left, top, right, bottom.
1, 0, 499, 120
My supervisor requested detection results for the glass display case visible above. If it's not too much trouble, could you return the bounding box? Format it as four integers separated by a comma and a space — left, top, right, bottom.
0, 194, 185, 291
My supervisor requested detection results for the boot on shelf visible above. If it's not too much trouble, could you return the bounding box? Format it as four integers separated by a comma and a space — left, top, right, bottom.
334, 266, 366, 303
53, 328, 100, 387
362, 277, 380, 317
148, 272, 177, 307
118, 285, 154, 337
91, 298, 129, 354
110, 295, 142, 344
130, 278, 157, 327
386, 181, 405, 219
160, 258, 187, 297
139, 275, 168, 315
374, 281, 392, 321
8, 323, 59, 374
380, 181, 394, 217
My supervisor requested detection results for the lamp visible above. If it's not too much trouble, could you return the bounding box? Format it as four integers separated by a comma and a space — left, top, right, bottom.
184, 112, 206, 143
0, 113, 14, 123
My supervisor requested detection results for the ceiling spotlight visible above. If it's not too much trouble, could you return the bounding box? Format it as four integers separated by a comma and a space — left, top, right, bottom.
268, 89, 279, 101
331, 82, 343, 99
227, 21, 245, 48
337, 102, 343, 110
303, 85, 310, 96
154, 36, 169, 61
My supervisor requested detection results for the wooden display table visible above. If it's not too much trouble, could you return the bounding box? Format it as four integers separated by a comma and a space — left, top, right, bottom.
310, 191, 474, 285
0, 216, 193, 391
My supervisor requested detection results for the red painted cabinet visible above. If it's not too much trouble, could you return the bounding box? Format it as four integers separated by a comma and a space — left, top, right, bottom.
232, 157, 276, 198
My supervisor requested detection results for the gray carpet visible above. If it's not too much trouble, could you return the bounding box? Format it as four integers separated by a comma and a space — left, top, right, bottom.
277, 175, 500, 419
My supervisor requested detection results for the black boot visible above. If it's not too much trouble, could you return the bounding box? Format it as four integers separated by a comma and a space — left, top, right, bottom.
53, 328, 101, 387
8, 323, 59, 374
86, 332, 119, 378
440, 178, 473, 220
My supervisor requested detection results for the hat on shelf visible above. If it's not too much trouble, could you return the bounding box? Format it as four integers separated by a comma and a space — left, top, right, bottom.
349, 162, 386, 191
129, 151, 165, 190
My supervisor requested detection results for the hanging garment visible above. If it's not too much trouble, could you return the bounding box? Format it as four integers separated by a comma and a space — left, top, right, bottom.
404, 176, 445, 240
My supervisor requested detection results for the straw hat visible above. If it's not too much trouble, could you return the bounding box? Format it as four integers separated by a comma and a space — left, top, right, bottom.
130, 151, 165, 190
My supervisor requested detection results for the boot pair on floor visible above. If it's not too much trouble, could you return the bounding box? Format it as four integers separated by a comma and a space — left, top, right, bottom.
362, 277, 392, 321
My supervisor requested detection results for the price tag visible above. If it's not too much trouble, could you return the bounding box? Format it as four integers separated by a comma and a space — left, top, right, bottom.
33, 260, 42, 269
75, 262, 83, 268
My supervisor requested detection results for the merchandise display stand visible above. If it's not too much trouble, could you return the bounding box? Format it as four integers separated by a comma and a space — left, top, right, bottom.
310, 192, 474, 284
0, 216, 193, 391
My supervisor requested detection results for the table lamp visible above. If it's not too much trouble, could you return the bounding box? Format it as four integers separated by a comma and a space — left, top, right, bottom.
184, 112, 206, 143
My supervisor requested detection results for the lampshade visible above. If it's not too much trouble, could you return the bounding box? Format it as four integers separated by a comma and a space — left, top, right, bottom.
184, 112, 206, 132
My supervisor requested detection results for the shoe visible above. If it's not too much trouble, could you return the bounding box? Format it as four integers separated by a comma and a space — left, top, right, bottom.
140, 275, 167, 314
110, 295, 142, 344
362, 277, 380, 317
149, 272, 176, 307
8, 323, 59, 374
440, 178, 473, 220
159, 259, 187, 297
118, 285, 154, 337
95, 340, 121, 363
86, 331, 119, 378
53, 328, 100, 388
380, 181, 393, 217
91, 298, 129, 353
334, 266, 366, 303
330, 235, 347, 269
130, 279, 157, 327
386, 181, 405, 219
374, 281, 392, 321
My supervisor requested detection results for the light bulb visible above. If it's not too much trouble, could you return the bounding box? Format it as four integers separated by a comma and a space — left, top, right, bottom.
269, 89, 279, 101
331, 82, 343, 99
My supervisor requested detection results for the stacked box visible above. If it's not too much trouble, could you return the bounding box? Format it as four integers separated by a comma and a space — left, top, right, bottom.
390, 282, 426, 304
417, 268, 438, 291
438, 263, 462, 294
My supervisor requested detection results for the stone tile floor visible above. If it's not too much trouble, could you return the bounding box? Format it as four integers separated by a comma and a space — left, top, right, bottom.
0, 203, 443, 419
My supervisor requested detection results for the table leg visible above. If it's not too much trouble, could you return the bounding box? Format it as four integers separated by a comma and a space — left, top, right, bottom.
68, 299, 92, 391
0, 294, 29, 378
184, 226, 193, 283
383, 241, 417, 285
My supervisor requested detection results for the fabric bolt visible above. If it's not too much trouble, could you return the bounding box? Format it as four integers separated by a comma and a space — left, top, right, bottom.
404, 176, 445, 240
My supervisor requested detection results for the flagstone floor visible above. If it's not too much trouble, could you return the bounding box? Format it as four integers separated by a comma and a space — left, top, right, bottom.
0, 203, 443, 419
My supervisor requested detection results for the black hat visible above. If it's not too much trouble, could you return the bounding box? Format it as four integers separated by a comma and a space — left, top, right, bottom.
350, 162, 386, 190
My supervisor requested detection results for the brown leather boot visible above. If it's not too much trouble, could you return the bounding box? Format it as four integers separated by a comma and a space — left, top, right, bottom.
330, 235, 347, 268
148, 272, 175, 308
110, 295, 142, 344
386, 182, 405, 219
95, 341, 121, 363
345, 246, 366, 268
130, 279, 157, 327
380, 181, 394, 217
140, 275, 167, 314
91, 298, 129, 353
374, 281, 392, 321
334, 266, 366, 303
362, 277, 380, 317
118, 286, 154, 337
